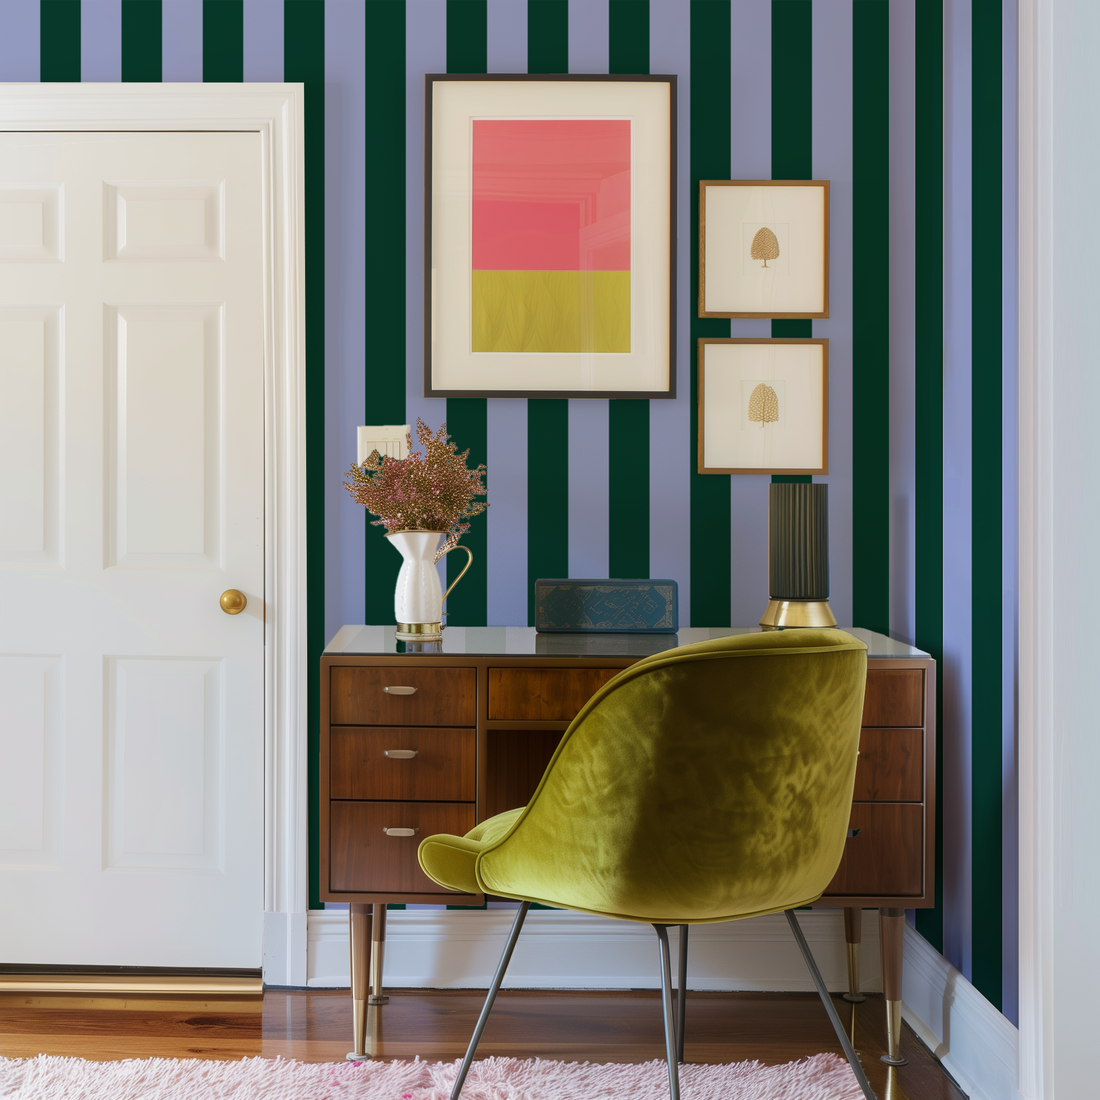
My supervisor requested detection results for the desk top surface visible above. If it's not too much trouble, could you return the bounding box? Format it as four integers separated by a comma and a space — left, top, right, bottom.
325, 625, 930, 660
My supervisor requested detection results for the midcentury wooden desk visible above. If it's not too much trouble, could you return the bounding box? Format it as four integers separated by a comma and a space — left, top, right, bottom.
321, 625, 935, 1064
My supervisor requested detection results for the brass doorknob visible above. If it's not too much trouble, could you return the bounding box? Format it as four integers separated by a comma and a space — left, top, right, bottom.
220, 589, 247, 615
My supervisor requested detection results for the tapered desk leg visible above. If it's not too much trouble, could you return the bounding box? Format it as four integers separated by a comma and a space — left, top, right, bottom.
347, 904, 373, 1061
369, 903, 389, 1004
842, 907, 866, 1004
879, 907, 908, 1065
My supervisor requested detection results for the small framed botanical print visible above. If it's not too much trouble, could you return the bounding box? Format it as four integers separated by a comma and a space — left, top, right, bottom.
698, 180, 829, 318
698, 338, 828, 475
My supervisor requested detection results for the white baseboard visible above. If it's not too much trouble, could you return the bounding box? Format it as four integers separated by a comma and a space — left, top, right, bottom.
902, 925, 1023, 1100
306, 908, 882, 993
263, 911, 308, 987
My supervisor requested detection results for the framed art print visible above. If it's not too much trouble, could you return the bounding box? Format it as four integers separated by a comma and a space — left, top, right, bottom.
698, 180, 829, 318
698, 338, 828, 475
425, 74, 676, 398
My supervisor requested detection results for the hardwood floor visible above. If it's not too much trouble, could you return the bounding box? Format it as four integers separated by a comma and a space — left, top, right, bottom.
0, 989, 965, 1100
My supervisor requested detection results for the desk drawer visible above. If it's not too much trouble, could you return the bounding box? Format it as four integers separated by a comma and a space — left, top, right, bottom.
852, 728, 923, 802
488, 668, 620, 721
821, 804, 923, 898
330, 667, 476, 727
331, 727, 476, 801
862, 670, 924, 727
330, 801, 476, 894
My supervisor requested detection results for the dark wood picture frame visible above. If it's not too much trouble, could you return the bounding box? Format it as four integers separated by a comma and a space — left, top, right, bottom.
697, 337, 829, 475
698, 180, 830, 319
425, 73, 677, 400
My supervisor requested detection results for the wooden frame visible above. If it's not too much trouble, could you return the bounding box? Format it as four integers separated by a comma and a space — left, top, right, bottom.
699, 180, 830, 319
697, 338, 829, 475
425, 74, 677, 399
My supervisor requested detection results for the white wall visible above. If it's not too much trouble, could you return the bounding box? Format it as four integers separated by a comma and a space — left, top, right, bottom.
1018, 1, 1100, 1096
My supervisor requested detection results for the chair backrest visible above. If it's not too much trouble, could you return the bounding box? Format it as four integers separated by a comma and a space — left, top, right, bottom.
475, 629, 867, 924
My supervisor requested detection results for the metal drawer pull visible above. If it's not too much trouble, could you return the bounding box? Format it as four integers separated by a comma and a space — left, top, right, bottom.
385, 749, 418, 759
847, 828, 861, 838
382, 827, 418, 837
383, 685, 417, 695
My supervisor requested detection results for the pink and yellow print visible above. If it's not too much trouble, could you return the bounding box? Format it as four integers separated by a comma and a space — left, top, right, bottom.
471, 118, 631, 354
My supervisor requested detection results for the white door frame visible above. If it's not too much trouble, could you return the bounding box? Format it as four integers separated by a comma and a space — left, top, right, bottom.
0, 83, 308, 983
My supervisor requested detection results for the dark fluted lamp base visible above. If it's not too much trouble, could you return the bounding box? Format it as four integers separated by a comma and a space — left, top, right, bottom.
759, 483, 836, 631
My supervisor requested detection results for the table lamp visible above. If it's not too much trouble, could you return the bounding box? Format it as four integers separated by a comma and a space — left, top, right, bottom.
759, 483, 837, 630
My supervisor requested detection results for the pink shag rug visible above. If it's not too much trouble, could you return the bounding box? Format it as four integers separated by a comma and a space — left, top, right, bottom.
0, 1053, 864, 1099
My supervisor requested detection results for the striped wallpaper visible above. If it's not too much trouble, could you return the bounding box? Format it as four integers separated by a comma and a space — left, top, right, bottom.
0, 0, 1017, 1021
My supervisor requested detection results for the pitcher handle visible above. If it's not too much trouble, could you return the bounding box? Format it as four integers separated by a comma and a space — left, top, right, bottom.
439, 546, 474, 623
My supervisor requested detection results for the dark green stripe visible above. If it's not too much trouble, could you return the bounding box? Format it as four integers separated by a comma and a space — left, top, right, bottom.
528, 399, 569, 623
121, 0, 162, 81
689, 0, 732, 627
970, 0, 1003, 1010
524, 0, 570, 621
608, 1, 651, 578
769, 3, 812, 483
40, 0, 80, 81
363, 1, 408, 626
445, 0, 489, 625
285, 0, 326, 912
851, 0, 890, 635
609, 0, 648, 75
528, 0, 567, 73
914, 0, 945, 959
770, 0, 811, 181
203, 0, 244, 82
447, 0, 487, 71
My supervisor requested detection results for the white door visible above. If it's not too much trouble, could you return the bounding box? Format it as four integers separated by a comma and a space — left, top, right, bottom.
0, 132, 264, 967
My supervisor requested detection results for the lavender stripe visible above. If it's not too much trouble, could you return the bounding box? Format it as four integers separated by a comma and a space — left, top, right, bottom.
162, 0, 203, 83
487, 0, 526, 73
0, 0, 40, 81
811, 0, 854, 629
727, 0, 773, 628
567, 0, 608, 73
323, 0, 367, 641
81, 0, 121, 83
485, 1, 529, 626
406, 1, 449, 592
243, 0, 283, 82
941, 0, 974, 980
889, 0, 917, 644
648, 0, 692, 618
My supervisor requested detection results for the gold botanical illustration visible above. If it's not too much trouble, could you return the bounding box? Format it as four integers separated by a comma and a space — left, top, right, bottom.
748, 382, 780, 427
750, 226, 780, 268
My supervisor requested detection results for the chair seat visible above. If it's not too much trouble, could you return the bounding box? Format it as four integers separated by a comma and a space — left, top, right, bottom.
418, 808, 524, 895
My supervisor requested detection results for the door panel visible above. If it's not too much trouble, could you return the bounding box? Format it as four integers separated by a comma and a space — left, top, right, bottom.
0, 132, 264, 968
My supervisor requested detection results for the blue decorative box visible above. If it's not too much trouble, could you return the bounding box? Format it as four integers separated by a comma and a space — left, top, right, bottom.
534, 579, 679, 633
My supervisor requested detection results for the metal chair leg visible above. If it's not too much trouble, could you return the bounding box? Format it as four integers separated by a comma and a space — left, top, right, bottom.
450, 902, 530, 1100
784, 909, 878, 1100
653, 925, 681, 1100
676, 925, 688, 1063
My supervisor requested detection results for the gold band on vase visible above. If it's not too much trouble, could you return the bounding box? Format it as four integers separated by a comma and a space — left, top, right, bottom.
396, 621, 443, 639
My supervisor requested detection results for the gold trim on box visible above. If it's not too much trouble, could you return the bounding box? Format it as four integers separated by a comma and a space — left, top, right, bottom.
758, 599, 838, 630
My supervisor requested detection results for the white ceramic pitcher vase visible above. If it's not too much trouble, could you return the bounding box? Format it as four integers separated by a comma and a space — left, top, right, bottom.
386, 530, 473, 640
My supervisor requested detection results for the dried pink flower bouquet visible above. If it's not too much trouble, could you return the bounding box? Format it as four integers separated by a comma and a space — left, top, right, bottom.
344, 419, 487, 560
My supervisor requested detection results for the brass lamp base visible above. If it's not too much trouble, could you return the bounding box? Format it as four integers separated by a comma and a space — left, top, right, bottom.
758, 599, 838, 631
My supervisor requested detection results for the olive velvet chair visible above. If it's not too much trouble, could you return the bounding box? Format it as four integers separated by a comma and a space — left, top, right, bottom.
418, 629, 876, 1100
